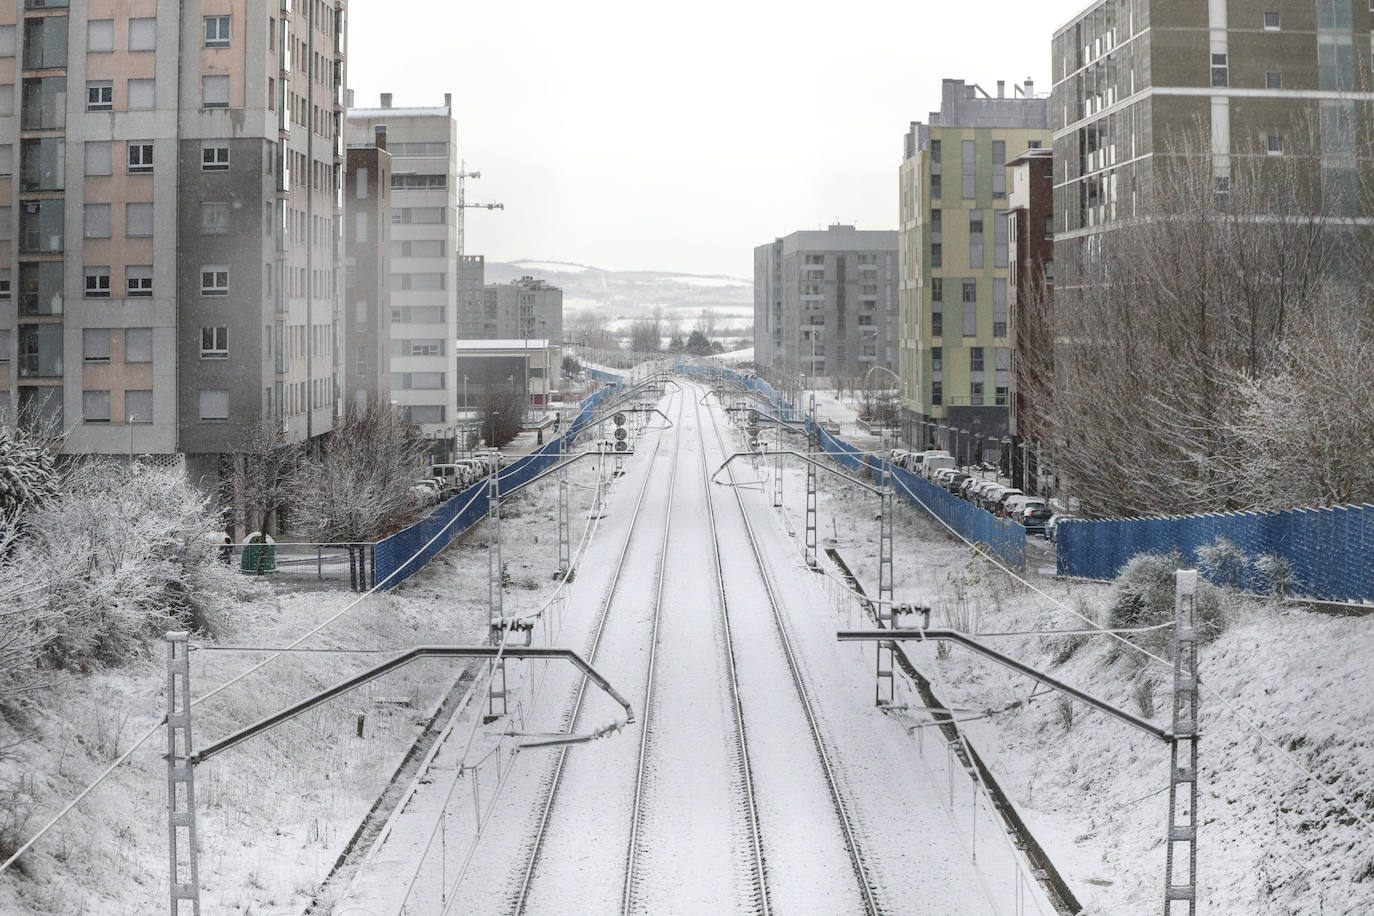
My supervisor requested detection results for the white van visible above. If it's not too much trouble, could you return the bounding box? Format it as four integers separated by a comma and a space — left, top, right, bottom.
918, 453, 956, 477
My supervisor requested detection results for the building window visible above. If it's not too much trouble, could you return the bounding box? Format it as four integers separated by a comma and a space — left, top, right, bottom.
84, 204, 111, 239
87, 81, 113, 111
200, 201, 229, 235
202, 142, 230, 171
970, 381, 984, 406
930, 139, 941, 164
962, 279, 978, 337
202, 75, 230, 109
84, 267, 111, 298
129, 17, 156, 51
85, 140, 112, 175
204, 15, 230, 48
969, 210, 984, 269
0, 268, 8, 300
126, 265, 153, 297
932, 242, 942, 268
1211, 53, 1228, 87
1044, 214, 1054, 239
83, 329, 111, 362
0, 144, 10, 176
931, 310, 943, 337
127, 141, 154, 174
127, 78, 154, 110
804, 254, 824, 265
961, 140, 976, 199
1263, 11, 1280, 29
125, 328, 153, 363
200, 266, 229, 296
995, 386, 1009, 406
0, 25, 13, 57
971, 347, 984, 372
126, 389, 153, 423
83, 391, 112, 424
200, 326, 228, 357
930, 174, 942, 199
126, 202, 154, 237
931, 381, 943, 406
87, 19, 114, 52
199, 390, 229, 421
1267, 134, 1284, 155
931, 346, 942, 371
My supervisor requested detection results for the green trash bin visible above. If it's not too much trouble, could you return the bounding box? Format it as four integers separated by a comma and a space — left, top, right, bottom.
240, 532, 277, 574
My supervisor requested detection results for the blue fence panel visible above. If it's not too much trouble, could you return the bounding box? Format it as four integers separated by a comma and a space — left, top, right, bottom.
1055, 502, 1374, 603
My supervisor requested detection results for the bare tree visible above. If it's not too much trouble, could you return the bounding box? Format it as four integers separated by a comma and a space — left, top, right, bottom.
291, 403, 428, 541
223, 423, 301, 537
1046, 124, 1355, 517
629, 319, 660, 353
480, 382, 528, 449
568, 310, 618, 351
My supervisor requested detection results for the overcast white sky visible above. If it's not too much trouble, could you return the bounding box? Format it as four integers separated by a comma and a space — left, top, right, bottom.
348, 0, 1091, 279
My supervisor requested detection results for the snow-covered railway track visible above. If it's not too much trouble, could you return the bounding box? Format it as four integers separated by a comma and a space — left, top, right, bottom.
615, 383, 770, 914
700, 381, 883, 915
509, 384, 686, 914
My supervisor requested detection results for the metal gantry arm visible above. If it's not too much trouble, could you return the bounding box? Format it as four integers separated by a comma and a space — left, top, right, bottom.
711, 451, 887, 495
189, 645, 635, 765
835, 628, 1172, 742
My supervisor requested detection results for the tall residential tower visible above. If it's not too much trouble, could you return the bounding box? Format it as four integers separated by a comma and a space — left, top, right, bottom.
897, 79, 1049, 457
2, 0, 348, 482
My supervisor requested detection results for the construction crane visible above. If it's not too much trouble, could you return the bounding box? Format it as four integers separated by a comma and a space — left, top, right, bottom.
457, 160, 504, 260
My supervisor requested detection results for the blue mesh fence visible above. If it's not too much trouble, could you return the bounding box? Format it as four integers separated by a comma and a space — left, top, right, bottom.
1056, 504, 1374, 603
374, 402, 588, 590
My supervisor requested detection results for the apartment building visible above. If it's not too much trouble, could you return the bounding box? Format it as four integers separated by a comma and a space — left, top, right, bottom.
345, 92, 457, 434
456, 253, 484, 338
1, 0, 347, 480
752, 224, 898, 383
482, 274, 562, 343
1005, 147, 1054, 491
343, 124, 390, 414
897, 79, 1049, 456
1051, 0, 1374, 299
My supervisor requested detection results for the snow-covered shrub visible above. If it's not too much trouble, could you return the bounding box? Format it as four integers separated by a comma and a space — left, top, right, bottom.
10, 461, 266, 671
1255, 552, 1295, 598
1195, 536, 1247, 589
0, 427, 60, 514
1104, 550, 1225, 659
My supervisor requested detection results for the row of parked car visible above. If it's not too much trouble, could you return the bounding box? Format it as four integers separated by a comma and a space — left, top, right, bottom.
411, 454, 505, 505
889, 449, 1066, 539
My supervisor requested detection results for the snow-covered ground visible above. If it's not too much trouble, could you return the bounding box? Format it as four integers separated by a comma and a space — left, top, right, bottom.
3, 377, 1370, 915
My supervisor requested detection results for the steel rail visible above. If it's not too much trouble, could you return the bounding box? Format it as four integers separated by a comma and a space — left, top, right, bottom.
689, 380, 772, 915
703, 381, 883, 916
618, 382, 685, 915
510, 384, 682, 914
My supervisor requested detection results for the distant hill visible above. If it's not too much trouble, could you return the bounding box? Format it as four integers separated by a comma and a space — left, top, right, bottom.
484, 260, 753, 335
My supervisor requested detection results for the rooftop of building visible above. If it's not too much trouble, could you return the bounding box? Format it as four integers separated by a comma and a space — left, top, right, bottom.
456, 339, 553, 351
346, 91, 453, 119
761, 224, 899, 253
903, 79, 1051, 159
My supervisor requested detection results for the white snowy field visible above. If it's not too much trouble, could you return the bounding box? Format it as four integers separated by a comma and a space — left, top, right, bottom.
1, 374, 1370, 915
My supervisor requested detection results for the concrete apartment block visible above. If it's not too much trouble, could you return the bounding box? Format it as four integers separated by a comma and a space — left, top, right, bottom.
343, 126, 391, 414
481, 275, 562, 344
0, 0, 347, 485
753, 224, 898, 384
897, 79, 1050, 458
1051, 0, 1374, 301
345, 93, 458, 434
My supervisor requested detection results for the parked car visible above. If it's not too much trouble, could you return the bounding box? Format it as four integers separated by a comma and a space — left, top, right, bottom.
1003, 495, 1047, 518
931, 468, 959, 486
411, 479, 442, 504
945, 472, 971, 494
989, 488, 1024, 516
1045, 513, 1075, 542
1022, 506, 1054, 535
